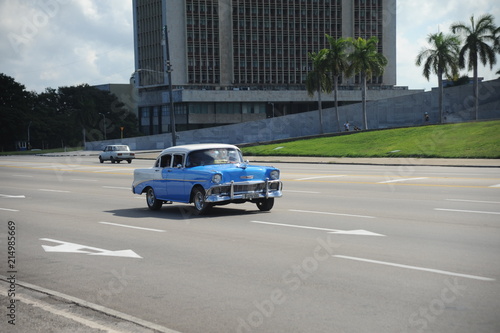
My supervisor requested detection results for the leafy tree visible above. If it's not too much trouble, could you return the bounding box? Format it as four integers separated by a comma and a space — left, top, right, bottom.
0, 74, 33, 151
325, 35, 349, 132
346, 37, 388, 130
31, 88, 64, 149
306, 49, 333, 134
57, 84, 140, 146
445, 75, 471, 88
451, 14, 498, 120
415, 32, 460, 123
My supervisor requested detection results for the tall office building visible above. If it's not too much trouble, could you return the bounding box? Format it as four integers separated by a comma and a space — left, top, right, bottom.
133, 0, 403, 135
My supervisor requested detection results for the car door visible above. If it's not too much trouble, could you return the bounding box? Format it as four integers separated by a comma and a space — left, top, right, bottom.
164, 153, 188, 202
153, 154, 171, 200
101, 146, 111, 160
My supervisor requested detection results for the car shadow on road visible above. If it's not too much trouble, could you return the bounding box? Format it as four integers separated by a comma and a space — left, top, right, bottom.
104, 205, 266, 221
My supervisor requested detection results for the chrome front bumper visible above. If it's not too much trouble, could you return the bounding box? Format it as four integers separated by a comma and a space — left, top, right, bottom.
205, 179, 283, 203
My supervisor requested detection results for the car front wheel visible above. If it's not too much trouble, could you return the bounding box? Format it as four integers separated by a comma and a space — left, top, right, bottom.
146, 187, 162, 210
256, 198, 274, 211
192, 187, 211, 214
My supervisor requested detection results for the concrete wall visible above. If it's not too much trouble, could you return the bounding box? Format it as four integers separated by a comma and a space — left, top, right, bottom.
86, 79, 500, 151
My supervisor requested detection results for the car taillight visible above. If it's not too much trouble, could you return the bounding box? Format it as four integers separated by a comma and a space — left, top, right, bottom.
117, 153, 122, 156
130, 153, 135, 156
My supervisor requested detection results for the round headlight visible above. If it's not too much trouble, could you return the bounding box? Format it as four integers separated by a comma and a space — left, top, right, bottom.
212, 174, 222, 184
270, 170, 279, 180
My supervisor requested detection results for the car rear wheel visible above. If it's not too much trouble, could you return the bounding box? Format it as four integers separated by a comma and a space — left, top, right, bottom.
146, 187, 162, 210
256, 198, 274, 211
127, 159, 132, 164
192, 187, 211, 214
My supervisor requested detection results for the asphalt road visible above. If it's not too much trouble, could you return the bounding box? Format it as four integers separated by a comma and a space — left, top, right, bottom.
0, 155, 499, 333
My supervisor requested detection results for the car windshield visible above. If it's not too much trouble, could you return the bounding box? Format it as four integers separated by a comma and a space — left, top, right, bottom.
115, 145, 130, 151
186, 148, 243, 167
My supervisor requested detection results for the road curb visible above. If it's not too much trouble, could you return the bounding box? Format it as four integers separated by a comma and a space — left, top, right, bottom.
0, 275, 181, 333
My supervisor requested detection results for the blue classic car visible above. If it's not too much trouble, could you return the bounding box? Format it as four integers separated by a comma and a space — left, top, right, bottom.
132, 144, 283, 214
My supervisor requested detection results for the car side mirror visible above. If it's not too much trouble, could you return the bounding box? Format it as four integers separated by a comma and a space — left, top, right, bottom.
176, 164, 183, 169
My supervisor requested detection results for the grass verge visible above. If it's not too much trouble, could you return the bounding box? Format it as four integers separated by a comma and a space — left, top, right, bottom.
241, 120, 500, 159
0, 147, 84, 156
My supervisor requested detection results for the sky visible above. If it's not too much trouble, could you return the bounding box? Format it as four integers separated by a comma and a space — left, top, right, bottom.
0, 0, 499, 94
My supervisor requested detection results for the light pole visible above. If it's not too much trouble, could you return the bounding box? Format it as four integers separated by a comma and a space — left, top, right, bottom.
163, 25, 176, 146
27, 121, 32, 149
134, 26, 177, 147
268, 102, 275, 118
99, 113, 107, 140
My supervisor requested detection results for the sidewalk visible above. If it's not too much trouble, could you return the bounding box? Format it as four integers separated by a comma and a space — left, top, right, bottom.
37, 150, 500, 168
132, 151, 500, 168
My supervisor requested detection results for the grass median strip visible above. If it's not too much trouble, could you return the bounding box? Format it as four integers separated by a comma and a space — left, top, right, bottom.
242, 120, 500, 159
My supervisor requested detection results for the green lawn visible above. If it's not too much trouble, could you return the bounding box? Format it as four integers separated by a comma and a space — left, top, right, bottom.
0, 147, 84, 156
241, 120, 500, 159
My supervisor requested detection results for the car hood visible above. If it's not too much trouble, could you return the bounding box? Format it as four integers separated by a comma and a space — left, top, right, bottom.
203, 163, 274, 182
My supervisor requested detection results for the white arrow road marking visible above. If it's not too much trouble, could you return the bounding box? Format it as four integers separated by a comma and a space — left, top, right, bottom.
40, 238, 142, 258
250, 221, 385, 236
329, 229, 385, 236
0, 194, 26, 198
334, 255, 495, 281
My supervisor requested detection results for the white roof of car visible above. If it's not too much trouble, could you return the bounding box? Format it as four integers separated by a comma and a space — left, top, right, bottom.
160, 143, 239, 155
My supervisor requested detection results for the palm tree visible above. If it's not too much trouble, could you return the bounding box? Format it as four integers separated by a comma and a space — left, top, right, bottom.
451, 14, 497, 120
306, 48, 333, 134
325, 35, 349, 132
346, 37, 388, 130
415, 32, 460, 123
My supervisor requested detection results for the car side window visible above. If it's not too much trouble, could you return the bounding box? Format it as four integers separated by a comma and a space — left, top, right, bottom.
160, 154, 172, 168
173, 154, 184, 168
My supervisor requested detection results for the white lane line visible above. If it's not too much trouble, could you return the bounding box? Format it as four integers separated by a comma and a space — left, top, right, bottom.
490, 184, 500, 188
250, 221, 384, 236
290, 209, 376, 219
296, 175, 345, 181
446, 199, 500, 204
93, 168, 121, 173
99, 222, 166, 233
435, 208, 500, 215
0, 208, 19, 212
334, 255, 495, 281
39, 189, 70, 193
251, 220, 339, 232
72, 178, 98, 182
285, 190, 321, 194
0, 194, 25, 198
102, 186, 130, 190
378, 177, 428, 184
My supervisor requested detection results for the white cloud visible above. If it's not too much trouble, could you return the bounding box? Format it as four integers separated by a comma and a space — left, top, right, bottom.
0, 1, 498, 93
0, 0, 133, 92
397, 0, 500, 91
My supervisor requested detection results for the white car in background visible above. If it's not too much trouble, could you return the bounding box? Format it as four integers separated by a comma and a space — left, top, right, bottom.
99, 145, 135, 164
